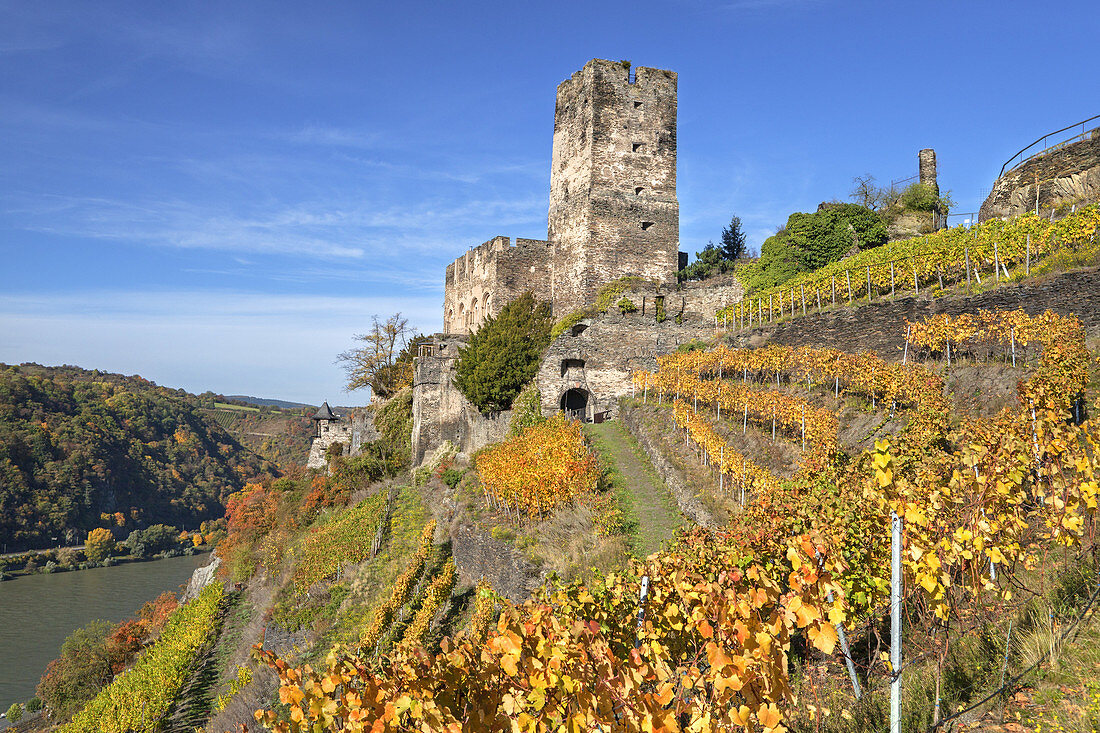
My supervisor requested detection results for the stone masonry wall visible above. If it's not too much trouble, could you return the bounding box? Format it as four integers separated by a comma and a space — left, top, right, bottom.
731, 266, 1100, 361
411, 335, 512, 465
979, 131, 1100, 222
548, 60, 679, 316
443, 236, 552, 335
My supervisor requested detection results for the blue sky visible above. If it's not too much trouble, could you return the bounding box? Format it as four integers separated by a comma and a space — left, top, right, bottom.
2, 0, 1097, 404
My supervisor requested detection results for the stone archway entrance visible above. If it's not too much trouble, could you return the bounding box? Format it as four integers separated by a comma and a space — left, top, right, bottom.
560, 389, 589, 422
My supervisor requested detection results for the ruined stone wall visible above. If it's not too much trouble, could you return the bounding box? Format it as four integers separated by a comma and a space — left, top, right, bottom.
443, 236, 553, 335
731, 266, 1100, 360
548, 60, 679, 315
411, 335, 512, 465
537, 290, 718, 420
979, 131, 1100, 222
919, 148, 938, 194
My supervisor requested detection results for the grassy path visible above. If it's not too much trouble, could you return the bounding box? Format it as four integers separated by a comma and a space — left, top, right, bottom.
584, 421, 683, 557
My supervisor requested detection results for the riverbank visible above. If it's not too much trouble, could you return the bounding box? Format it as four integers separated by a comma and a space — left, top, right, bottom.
1, 542, 215, 581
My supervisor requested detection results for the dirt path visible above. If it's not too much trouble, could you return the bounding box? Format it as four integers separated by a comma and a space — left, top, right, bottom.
585, 421, 683, 557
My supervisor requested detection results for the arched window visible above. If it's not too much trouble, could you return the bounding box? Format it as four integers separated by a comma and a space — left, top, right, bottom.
483, 293, 491, 318
471, 297, 479, 325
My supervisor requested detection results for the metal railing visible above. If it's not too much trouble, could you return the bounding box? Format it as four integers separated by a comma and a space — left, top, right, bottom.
999, 113, 1100, 177
890, 173, 919, 188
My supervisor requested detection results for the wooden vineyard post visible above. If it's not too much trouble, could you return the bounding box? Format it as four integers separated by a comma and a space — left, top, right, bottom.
769, 293, 773, 321
913, 261, 918, 294
816, 288, 821, 311
890, 260, 895, 298
831, 274, 836, 305
743, 402, 748, 434
937, 265, 944, 291
800, 284, 806, 315
1011, 327, 1016, 367
866, 265, 872, 302
790, 287, 795, 318
965, 246, 971, 286
994, 241, 1000, 282
1026, 234, 1031, 275
846, 270, 853, 303
719, 447, 724, 494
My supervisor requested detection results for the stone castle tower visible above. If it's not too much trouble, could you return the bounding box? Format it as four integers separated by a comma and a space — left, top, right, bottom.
442, 59, 679, 334
547, 60, 679, 314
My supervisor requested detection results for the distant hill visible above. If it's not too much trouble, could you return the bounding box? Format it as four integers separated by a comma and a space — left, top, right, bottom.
0, 363, 279, 552
224, 395, 314, 410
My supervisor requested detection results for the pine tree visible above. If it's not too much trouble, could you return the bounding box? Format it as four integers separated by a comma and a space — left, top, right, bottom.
719, 215, 747, 261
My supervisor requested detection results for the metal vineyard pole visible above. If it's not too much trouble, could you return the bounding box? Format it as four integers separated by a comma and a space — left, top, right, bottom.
634, 575, 650, 648
891, 511, 903, 733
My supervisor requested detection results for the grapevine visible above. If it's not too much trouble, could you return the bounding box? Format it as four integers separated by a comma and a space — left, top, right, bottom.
61, 583, 224, 732
475, 413, 600, 521
400, 557, 456, 647
720, 205, 1100, 326
358, 520, 436, 652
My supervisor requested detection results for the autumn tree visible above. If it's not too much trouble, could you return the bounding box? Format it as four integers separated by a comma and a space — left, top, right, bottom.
338, 313, 427, 398
83, 527, 115, 562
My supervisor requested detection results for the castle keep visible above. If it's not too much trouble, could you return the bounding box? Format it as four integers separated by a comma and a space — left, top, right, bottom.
443, 59, 680, 334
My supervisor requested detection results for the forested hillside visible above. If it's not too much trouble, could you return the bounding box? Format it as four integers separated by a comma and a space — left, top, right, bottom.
0, 364, 277, 551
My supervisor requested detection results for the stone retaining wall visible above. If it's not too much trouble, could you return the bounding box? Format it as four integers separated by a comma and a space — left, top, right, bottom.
732, 266, 1100, 361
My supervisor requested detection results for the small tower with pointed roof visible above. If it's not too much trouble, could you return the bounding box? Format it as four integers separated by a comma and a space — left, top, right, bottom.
312, 401, 338, 438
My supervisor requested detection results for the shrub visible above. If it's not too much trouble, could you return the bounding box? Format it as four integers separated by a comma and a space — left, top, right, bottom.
455, 292, 553, 414
26, 697, 42, 713
441, 468, 465, 489
6, 703, 22, 722
738, 204, 886, 291
617, 297, 638, 314
898, 182, 940, 211
509, 382, 546, 436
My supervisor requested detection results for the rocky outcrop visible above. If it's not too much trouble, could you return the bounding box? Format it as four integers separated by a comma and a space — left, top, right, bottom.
180, 551, 221, 602
980, 131, 1100, 222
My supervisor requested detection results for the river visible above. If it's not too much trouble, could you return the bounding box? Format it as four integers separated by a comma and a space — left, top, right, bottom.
0, 552, 210, 710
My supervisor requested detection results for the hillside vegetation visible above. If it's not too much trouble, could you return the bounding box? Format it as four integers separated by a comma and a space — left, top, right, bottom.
245, 303, 1100, 732
0, 364, 276, 551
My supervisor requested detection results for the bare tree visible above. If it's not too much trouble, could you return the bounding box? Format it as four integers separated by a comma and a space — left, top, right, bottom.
850, 174, 882, 210
338, 313, 416, 398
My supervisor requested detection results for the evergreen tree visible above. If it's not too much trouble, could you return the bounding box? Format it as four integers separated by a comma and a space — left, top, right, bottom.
454, 292, 553, 414
720, 215, 747, 261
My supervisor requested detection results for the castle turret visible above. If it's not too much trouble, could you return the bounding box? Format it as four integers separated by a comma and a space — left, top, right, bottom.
311, 401, 337, 438
548, 59, 679, 315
